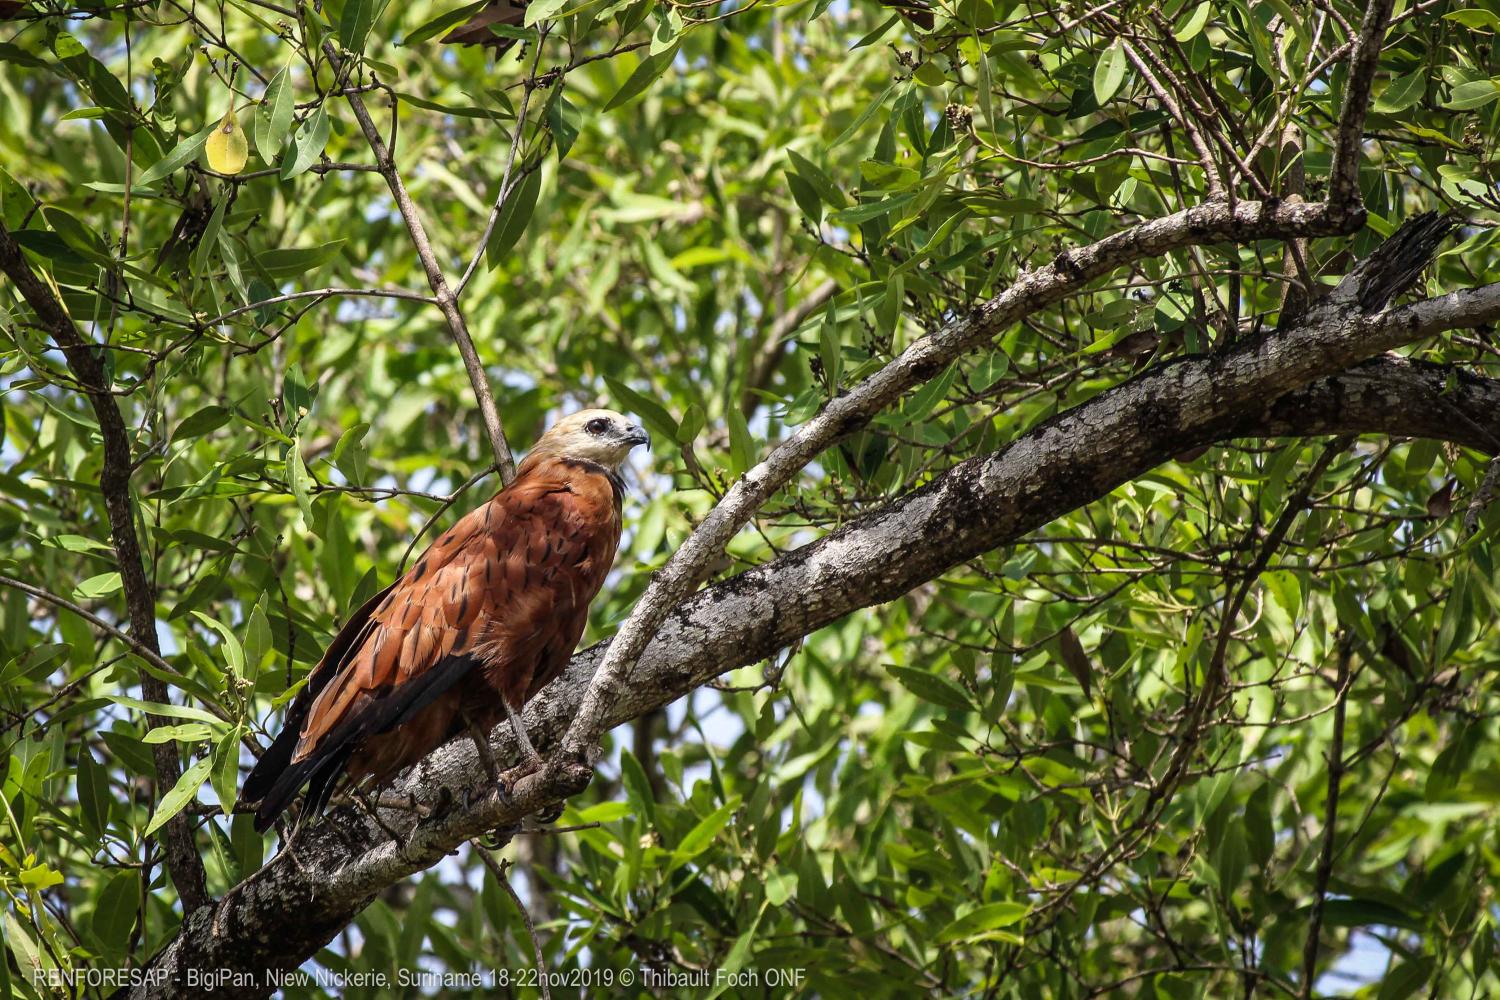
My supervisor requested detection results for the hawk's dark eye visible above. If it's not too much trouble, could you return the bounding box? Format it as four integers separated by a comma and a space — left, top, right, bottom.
585, 418, 610, 436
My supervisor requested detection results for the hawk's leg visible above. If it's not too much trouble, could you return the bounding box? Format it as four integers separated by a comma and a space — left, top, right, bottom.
465, 715, 504, 791
464, 714, 524, 845
504, 699, 542, 766
497, 699, 544, 794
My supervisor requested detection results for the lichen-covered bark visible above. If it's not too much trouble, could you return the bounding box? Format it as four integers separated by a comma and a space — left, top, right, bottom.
126, 240, 1500, 996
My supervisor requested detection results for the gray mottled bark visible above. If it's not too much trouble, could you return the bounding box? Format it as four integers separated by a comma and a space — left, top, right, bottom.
126, 223, 1500, 998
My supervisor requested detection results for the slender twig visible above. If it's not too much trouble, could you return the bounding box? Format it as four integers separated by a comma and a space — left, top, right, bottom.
324, 43, 518, 484
456, 25, 551, 299
740, 278, 838, 417
1299, 642, 1351, 998
0, 575, 200, 691
471, 844, 552, 1000
203, 286, 436, 326
1118, 39, 1225, 200
398, 465, 501, 573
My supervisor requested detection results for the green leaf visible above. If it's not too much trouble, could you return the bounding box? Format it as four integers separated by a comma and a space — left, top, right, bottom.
546, 90, 582, 159
603, 376, 678, 443
604, 45, 678, 112
1378, 956, 1435, 1000
786, 170, 823, 225
77, 748, 111, 840
253, 65, 295, 164
704, 900, 767, 1000
1172, 3, 1210, 42
142, 723, 215, 744
402, 0, 488, 44
254, 241, 345, 279
764, 870, 797, 906
73, 572, 122, 599
619, 750, 657, 822
109, 696, 226, 726
1445, 80, 1500, 111
191, 196, 229, 273
524, 0, 567, 25
135, 124, 215, 186
726, 405, 754, 476
18, 863, 63, 891
281, 105, 330, 180
828, 192, 916, 226
339, 0, 382, 53
831, 82, 897, 148
143, 755, 213, 837
244, 602, 273, 685
819, 310, 842, 389
1094, 41, 1127, 105
211, 725, 243, 811
332, 422, 371, 484
485, 168, 542, 270
287, 440, 314, 524
888, 665, 972, 711
935, 901, 1029, 943
1375, 70, 1426, 114
1318, 897, 1424, 933
176, 404, 231, 441
2, 643, 71, 684
192, 610, 246, 678
785, 149, 846, 207
1443, 9, 1500, 30
677, 403, 705, 445
668, 796, 741, 873
903, 362, 956, 420
90, 871, 138, 957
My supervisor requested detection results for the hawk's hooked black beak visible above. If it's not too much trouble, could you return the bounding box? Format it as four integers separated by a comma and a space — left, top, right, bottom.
623, 424, 650, 450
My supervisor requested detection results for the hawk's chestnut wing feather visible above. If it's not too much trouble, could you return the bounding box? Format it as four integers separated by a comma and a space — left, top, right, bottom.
244, 457, 622, 832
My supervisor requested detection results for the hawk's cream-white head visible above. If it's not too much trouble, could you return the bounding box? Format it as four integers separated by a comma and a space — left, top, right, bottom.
525, 409, 650, 474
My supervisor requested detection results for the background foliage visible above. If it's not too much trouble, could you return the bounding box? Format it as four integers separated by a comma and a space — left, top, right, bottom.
4, 0, 1500, 995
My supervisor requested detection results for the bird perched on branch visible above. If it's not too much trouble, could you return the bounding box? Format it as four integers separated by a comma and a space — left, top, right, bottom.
242, 410, 649, 833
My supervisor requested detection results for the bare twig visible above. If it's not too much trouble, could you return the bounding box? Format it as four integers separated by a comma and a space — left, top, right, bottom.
740, 278, 838, 417
455, 26, 550, 299
205, 286, 436, 326
1299, 642, 1351, 998
471, 843, 552, 1000
0, 575, 205, 697
324, 44, 518, 484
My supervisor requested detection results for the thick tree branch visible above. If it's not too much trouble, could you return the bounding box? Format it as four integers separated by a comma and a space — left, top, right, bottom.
0, 221, 212, 914
557, 197, 1363, 766
128, 247, 1500, 995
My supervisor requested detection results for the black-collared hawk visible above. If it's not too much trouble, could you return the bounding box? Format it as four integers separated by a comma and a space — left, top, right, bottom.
242, 409, 649, 832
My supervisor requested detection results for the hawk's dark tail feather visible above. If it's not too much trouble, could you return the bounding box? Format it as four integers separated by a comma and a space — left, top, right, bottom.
240, 722, 301, 808
251, 756, 317, 833
246, 652, 482, 833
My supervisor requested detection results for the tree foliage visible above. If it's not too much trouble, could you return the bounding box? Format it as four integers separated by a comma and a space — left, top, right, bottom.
4, 0, 1500, 996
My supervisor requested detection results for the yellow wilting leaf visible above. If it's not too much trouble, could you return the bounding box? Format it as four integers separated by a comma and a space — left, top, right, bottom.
205, 102, 249, 174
